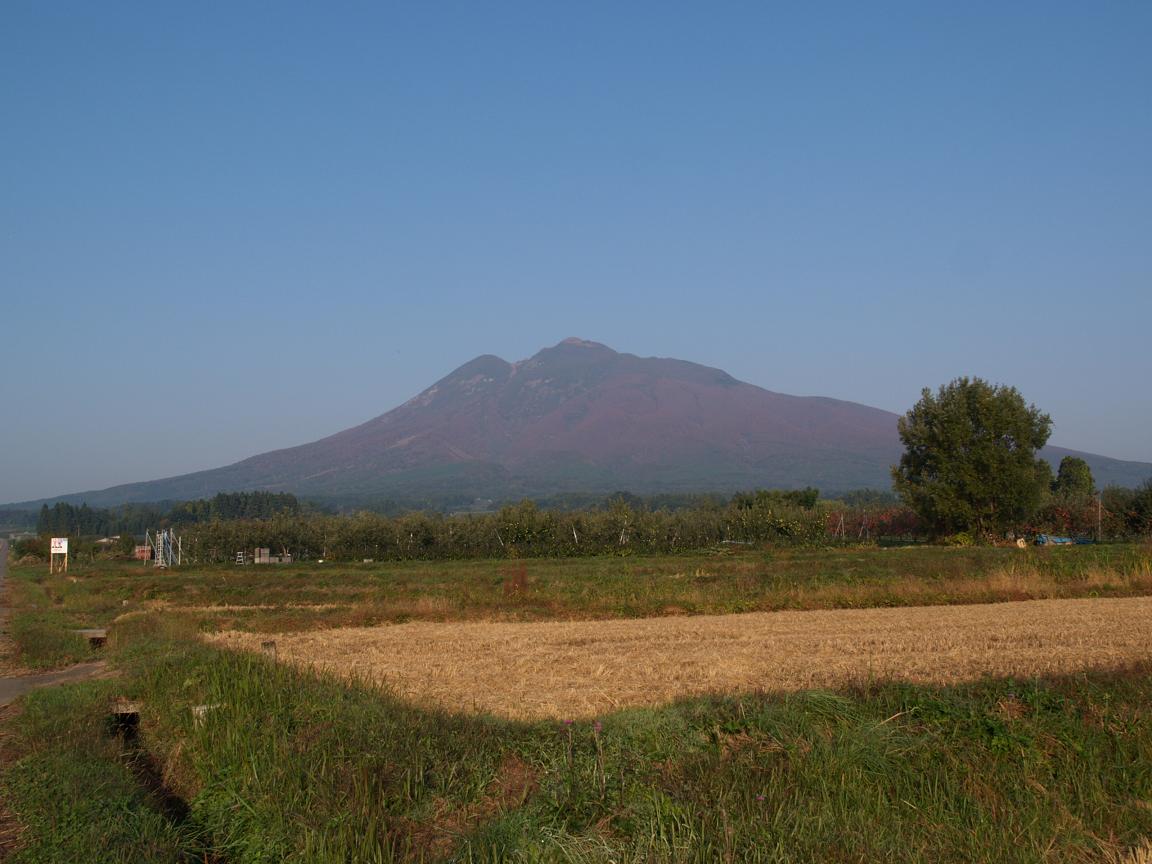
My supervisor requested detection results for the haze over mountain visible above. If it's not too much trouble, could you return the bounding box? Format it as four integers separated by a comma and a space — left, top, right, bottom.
7, 339, 1150, 508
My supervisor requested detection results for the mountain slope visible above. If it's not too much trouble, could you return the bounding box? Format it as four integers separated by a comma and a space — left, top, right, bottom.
7, 339, 1151, 507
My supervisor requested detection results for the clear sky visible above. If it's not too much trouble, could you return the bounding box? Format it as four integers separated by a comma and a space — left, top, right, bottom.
2, 2, 1150, 503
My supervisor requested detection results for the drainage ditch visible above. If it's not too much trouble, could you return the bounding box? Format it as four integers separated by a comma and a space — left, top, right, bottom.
108, 700, 225, 861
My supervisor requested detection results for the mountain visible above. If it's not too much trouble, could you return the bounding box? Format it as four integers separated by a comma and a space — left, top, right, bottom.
7, 339, 1151, 508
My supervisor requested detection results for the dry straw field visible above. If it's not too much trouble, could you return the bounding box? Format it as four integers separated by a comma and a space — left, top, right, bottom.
211, 595, 1152, 720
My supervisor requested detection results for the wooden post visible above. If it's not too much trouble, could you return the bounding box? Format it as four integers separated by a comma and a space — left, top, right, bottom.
75, 628, 108, 649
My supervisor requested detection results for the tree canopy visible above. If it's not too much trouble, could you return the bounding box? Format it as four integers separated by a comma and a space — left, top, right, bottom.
891, 377, 1053, 538
1052, 456, 1096, 503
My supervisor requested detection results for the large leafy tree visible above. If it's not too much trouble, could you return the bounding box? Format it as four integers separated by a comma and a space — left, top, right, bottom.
891, 378, 1053, 538
1052, 455, 1096, 503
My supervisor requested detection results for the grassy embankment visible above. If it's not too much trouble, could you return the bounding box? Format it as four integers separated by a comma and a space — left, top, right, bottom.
2, 545, 1151, 862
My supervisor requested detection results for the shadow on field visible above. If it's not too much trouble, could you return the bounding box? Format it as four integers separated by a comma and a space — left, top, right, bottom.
102, 703, 227, 862
108, 709, 194, 827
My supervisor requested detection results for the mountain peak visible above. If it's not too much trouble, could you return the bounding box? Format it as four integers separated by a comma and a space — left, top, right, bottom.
522, 338, 620, 373
442, 353, 513, 381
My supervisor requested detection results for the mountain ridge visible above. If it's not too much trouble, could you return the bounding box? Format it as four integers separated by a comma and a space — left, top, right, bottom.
6, 339, 1151, 508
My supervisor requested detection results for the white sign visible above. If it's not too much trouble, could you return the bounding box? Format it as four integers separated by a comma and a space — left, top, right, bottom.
51, 537, 68, 554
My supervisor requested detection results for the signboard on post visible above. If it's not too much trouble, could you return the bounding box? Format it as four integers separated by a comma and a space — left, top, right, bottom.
50, 537, 69, 573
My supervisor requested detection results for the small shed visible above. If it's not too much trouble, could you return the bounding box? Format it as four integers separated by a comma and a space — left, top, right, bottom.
254, 548, 292, 564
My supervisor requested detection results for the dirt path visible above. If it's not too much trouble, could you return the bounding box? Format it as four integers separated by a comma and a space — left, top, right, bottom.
212, 595, 1152, 720
0, 540, 15, 676
0, 662, 108, 709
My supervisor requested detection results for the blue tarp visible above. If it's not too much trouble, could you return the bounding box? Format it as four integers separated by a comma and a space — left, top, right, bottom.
1034, 534, 1093, 545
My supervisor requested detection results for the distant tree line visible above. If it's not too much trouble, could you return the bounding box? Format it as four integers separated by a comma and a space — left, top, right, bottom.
35, 491, 306, 536
167, 491, 306, 523
1032, 479, 1152, 539
153, 483, 1151, 564
731, 487, 820, 510
0, 509, 36, 530
11, 489, 851, 562
173, 493, 838, 564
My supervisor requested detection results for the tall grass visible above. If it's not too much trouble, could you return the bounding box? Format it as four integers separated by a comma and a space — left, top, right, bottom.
1, 681, 213, 863
5, 577, 105, 669
8, 614, 92, 670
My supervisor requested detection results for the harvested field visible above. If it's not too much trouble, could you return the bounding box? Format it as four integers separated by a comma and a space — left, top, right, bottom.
210, 595, 1152, 720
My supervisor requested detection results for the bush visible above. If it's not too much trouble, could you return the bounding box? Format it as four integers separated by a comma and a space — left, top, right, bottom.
942, 532, 976, 547
12, 536, 47, 560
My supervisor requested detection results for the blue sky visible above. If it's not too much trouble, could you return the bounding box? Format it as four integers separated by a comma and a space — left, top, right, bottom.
2, 2, 1150, 503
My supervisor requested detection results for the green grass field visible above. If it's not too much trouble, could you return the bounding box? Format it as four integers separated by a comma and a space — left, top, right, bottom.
2, 545, 1152, 862
9, 543, 1152, 641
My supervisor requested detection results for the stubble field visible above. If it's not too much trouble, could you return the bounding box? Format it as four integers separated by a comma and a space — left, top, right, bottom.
211, 595, 1152, 719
